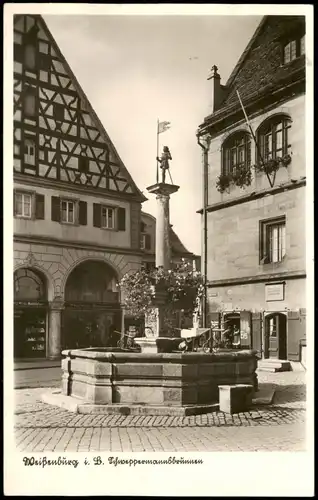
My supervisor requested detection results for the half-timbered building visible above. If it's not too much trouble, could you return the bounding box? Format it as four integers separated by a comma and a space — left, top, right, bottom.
13, 14, 147, 359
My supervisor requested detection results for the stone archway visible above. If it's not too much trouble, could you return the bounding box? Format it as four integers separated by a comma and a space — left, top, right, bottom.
14, 267, 48, 358
62, 260, 122, 350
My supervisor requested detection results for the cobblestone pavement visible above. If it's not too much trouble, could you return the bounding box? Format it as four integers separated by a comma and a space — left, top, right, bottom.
13, 369, 307, 452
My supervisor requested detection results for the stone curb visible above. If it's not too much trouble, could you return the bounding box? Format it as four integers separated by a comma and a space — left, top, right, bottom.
41, 387, 276, 416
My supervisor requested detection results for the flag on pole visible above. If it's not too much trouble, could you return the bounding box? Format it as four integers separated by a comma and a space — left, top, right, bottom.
158, 120, 171, 134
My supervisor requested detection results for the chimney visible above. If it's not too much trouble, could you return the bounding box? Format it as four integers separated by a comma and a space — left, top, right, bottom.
207, 65, 225, 113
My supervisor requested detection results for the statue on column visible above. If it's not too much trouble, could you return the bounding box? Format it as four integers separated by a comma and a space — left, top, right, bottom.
157, 146, 172, 184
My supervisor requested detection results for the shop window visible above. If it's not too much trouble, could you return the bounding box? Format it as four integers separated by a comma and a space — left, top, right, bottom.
260, 216, 286, 264
257, 115, 291, 162
222, 131, 251, 175
14, 191, 32, 218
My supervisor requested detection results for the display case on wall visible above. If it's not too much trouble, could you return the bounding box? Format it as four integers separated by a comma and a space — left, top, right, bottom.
24, 315, 46, 357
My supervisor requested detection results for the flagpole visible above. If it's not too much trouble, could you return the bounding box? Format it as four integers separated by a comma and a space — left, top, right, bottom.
156, 119, 160, 183
236, 90, 273, 188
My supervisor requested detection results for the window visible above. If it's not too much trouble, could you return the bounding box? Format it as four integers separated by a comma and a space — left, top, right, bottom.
24, 43, 36, 70
101, 206, 115, 229
78, 156, 89, 173
141, 233, 151, 250
222, 132, 251, 175
24, 139, 35, 165
53, 103, 64, 122
24, 87, 36, 117
14, 191, 32, 218
283, 34, 305, 64
258, 115, 291, 162
268, 316, 278, 337
61, 200, 75, 224
260, 217, 286, 264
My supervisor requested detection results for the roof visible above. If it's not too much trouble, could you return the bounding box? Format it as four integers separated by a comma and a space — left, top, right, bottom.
199, 15, 306, 130
15, 14, 146, 203
169, 227, 193, 257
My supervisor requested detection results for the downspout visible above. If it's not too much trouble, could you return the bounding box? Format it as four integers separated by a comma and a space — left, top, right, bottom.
197, 133, 211, 328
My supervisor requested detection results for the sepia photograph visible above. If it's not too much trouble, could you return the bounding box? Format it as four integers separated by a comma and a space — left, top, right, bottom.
4, 3, 314, 497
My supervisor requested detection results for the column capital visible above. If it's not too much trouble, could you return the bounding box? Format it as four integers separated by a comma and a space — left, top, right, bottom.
146, 182, 180, 197
49, 297, 65, 311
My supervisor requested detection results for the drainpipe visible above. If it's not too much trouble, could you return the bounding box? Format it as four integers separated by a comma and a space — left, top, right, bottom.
197, 133, 211, 328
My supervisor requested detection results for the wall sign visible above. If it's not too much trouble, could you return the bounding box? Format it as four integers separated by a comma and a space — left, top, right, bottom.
265, 282, 285, 302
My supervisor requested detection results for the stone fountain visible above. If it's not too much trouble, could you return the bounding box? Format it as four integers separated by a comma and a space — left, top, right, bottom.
43, 149, 258, 416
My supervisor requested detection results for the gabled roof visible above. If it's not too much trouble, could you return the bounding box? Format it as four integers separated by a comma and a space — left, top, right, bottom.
199, 15, 306, 131
14, 14, 146, 202
225, 16, 268, 88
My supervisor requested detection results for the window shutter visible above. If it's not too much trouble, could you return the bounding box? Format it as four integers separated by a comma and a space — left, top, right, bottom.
79, 201, 87, 226
51, 196, 60, 222
117, 207, 126, 231
35, 194, 45, 220
287, 311, 302, 361
145, 233, 151, 250
93, 203, 101, 228
240, 311, 252, 348
251, 312, 262, 355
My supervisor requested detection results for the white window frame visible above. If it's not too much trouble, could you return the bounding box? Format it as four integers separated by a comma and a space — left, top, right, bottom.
101, 205, 116, 230
24, 139, 35, 165
140, 233, 147, 250
61, 199, 76, 224
14, 191, 33, 219
260, 217, 286, 264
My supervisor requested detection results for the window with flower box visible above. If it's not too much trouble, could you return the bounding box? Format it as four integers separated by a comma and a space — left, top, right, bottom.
222, 131, 251, 175
257, 115, 291, 163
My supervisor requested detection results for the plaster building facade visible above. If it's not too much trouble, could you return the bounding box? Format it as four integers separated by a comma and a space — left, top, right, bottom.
197, 15, 306, 362
13, 14, 146, 359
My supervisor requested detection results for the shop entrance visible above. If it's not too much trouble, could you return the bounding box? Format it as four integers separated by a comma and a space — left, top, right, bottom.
14, 268, 48, 358
264, 312, 287, 359
63, 260, 121, 349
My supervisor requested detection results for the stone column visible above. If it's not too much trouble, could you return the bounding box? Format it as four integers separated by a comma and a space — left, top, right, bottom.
48, 298, 64, 360
156, 192, 171, 270
147, 182, 180, 271
135, 182, 180, 353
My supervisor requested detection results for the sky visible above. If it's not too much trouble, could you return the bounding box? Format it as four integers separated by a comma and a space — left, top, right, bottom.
43, 13, 262, 255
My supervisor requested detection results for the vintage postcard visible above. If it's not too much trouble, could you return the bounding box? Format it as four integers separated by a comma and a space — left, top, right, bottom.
4, 3, 314, 496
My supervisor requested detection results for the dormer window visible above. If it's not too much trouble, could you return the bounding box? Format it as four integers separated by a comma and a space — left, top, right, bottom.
222, 132, 251, 175
283, 34, 305, 64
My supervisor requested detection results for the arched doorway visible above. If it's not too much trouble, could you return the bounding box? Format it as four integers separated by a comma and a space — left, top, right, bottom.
63, 260, 121, 349
264, 312, 287, 359
14, 268, 48, 358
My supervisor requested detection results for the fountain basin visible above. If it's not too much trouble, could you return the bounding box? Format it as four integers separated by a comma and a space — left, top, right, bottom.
60, 348, 258, 410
